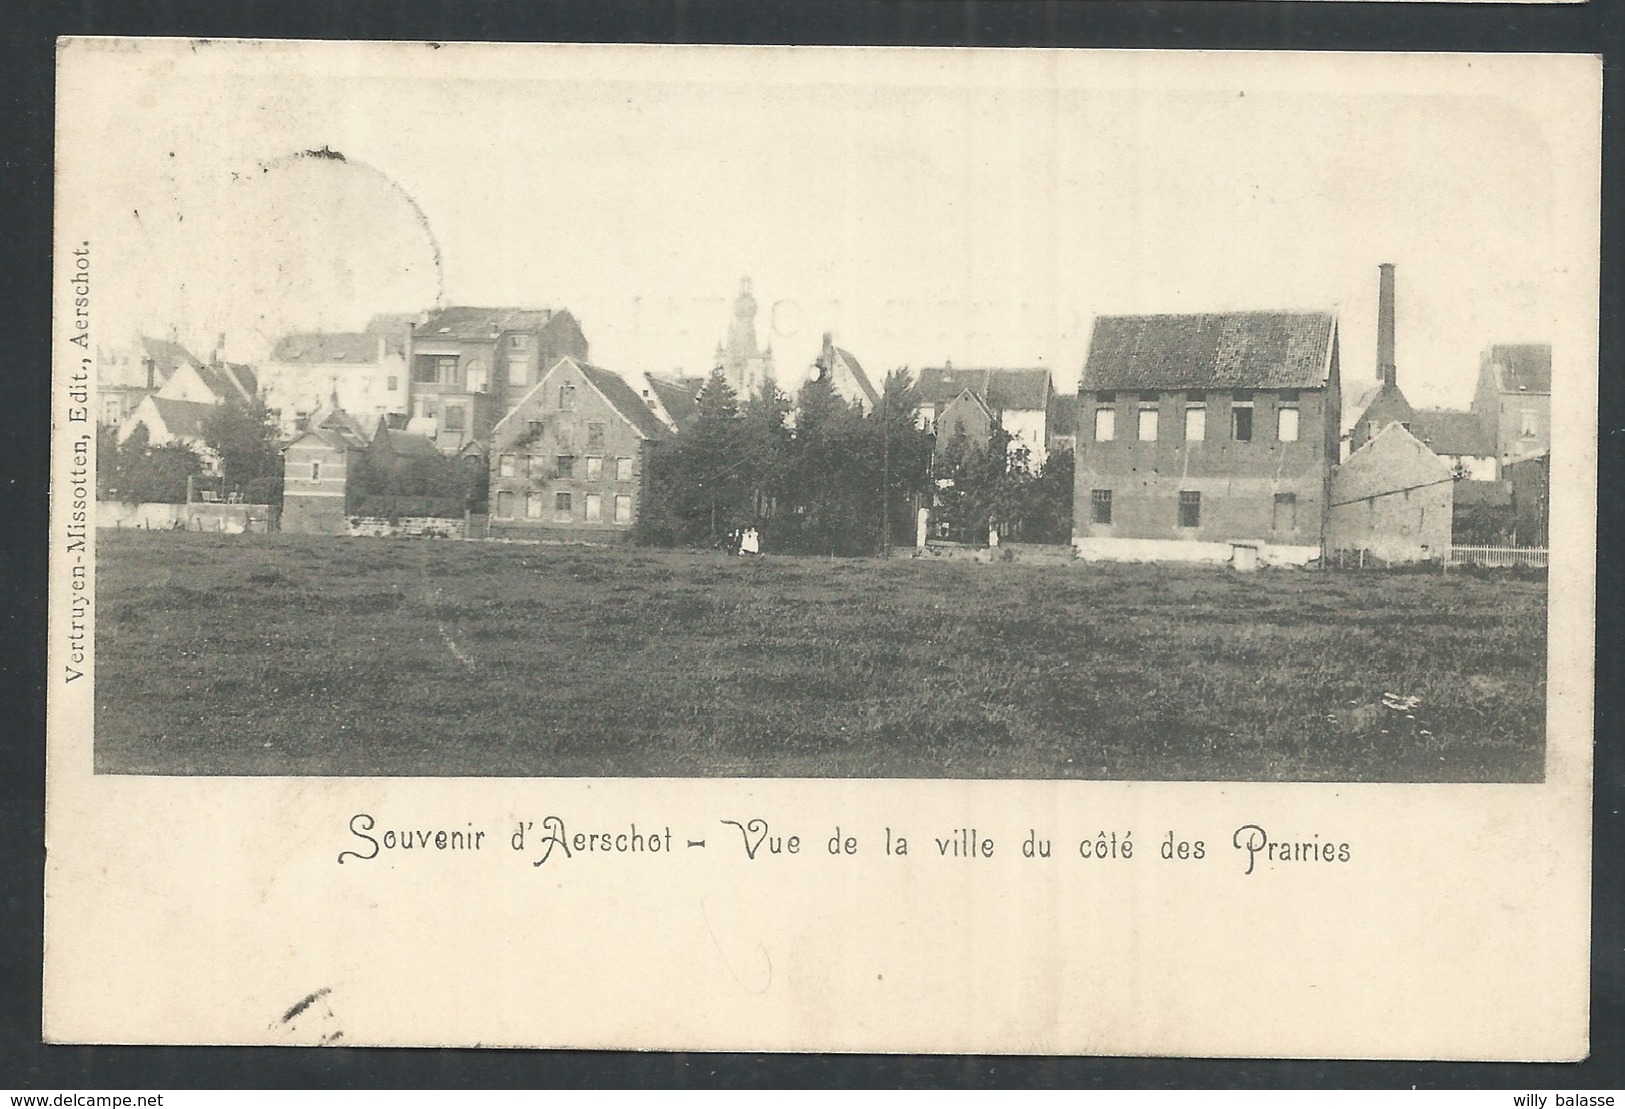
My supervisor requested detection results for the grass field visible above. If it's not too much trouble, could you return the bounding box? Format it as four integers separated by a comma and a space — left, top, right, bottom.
93, 531, 1548, 781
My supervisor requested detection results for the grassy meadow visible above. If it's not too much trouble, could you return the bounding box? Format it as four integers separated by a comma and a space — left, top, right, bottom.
94, 531, 1547, 780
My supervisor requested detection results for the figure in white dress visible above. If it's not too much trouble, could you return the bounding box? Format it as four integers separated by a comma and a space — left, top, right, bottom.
739, 526, 761, 555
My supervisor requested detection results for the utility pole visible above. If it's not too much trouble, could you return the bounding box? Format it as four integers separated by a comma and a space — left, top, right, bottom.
880, 385, 891, 558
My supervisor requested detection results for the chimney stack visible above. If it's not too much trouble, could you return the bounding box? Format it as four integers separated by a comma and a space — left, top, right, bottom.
1376, 263, 1396, 387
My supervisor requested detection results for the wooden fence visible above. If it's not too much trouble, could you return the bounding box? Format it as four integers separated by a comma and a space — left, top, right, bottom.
1447, 544, 1549, 569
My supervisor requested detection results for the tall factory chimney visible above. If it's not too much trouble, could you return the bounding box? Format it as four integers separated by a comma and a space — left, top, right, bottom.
1376, 262, 1396, 387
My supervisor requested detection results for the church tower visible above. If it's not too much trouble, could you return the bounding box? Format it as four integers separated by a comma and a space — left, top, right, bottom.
715, 277, 775, 399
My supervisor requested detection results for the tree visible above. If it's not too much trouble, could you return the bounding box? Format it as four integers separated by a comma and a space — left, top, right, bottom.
104, 423, 203, 504
202, 393, 284, 504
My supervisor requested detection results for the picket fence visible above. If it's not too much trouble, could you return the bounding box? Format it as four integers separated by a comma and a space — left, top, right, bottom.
1447, 544, 1549, 569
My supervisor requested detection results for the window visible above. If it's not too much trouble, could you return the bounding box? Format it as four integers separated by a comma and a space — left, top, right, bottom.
1276, 405, 1299, 443
1520, 408, 1539, 438
526, 420, 543, 438
1091, 489, 1113, 525
1178, 490, 1201, 528
587, 422, 606, 448
526, 455, 541, 478
554, 492, 573, 520
510, 334, 529, 350
1231, 400, 1253, 442
418, 396, 438, 420
443, 405, 466, 433
1273, 492, 1297, 533
413, 355, 457, 384
1137, 406, 1159, 441
386, 376, 398, 392
1094, 407, 1116, 442
1185, 405, 1206, 442
616, 457, 633, 482
495, 490, 514, 518
556, 455, 576, 478
614, 494, 633, 524
506, 359, 527, 387
526, 491, 544, 519
310, 460, 321, 481
585, 493, 603, 522
499, 454, 516, 478
559, 383, 577, 411
586, 456, 603, 480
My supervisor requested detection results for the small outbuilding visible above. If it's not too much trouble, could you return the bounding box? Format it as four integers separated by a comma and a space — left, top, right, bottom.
1327, 423, 1453, 564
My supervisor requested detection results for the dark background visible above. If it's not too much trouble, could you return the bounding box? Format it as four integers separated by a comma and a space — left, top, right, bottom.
3, 0, 1622, 1090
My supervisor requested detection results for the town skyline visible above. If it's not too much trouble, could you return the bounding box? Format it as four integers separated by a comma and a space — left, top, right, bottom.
68, 43, 1590, 411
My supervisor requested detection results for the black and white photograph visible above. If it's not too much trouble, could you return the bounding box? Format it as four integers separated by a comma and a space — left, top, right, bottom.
74, 42, 1573, 783
45, 40, 1597, 1057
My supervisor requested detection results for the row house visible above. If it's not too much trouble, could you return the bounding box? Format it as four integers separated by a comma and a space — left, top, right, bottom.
915, 365, 1060, 465
405, 306, 588, 455
1473, 343, 1551, 471
117, 349, 260, 474
1073, 310, 1341, 565
96, 336, 204, 426
487, 357, 670, 542
258, 315, 413, 437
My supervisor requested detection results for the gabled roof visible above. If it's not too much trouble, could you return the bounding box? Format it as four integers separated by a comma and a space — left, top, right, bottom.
916, 367, 1052, 411
415, 306, 557, 341
1485, 344, 1552, 394
270, 332, 383, 364
830, 346, 881, 406
941, 387, 995, 423
577, 362, 672, 440
1082, 312, 1336, 391
284, 427, 362, 453
1410, 408, 1493, 459
146, 396, 215, 440
193, 362, 258, 403
644, 374, 704, 432
496, 358, 671, 441
140, 336, 204, 378
1339, 421, 1453, 487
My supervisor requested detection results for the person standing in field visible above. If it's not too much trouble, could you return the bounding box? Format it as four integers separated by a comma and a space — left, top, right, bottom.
740, 526, 760, 555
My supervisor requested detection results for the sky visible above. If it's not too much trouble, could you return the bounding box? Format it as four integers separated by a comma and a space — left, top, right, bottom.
58, 42, 1597, 411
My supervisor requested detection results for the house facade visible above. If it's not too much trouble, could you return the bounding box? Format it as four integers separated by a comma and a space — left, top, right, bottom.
811, 333, 881, 413
932, 389, 996, 460
282, 421, 368, 535
1326, 423, 1454, 563
1473, 343, 1551, 471
260, 319, 411, 437
915, 365, 1058, 464
96, 336, 203, 426
1073, 311, 1341, 565
487, 357, 669, 542
406, 306, 588, 455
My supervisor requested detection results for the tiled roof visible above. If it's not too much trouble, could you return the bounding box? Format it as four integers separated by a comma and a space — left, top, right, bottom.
1486, 344, 1552, 394
147, 396, 214, 440
270, 332, 383, 364
578, 362, 671, 440
286, 427, 362, 453
645, 374, 703, 432
192, 362, 258, 403
916, 367, 1051, 411
416, 306, 555, 341
140, 336, 204, 378
1411, 408, 1493, 459
1082, 312, 1335, 391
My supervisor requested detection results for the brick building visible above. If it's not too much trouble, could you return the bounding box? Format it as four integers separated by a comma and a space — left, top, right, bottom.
1472, 343, 1552, 471
281, 415, 369, 535
406, 306, 588, 455
1073, 311, 1341, 564
487, 357, 669, 541
1326, 423, 1454, 563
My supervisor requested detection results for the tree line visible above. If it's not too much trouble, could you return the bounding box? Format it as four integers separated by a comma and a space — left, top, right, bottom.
635, 366, 1075, 556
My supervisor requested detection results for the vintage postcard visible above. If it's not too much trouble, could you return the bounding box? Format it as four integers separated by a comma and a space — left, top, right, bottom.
46, 41, 1598, 1056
